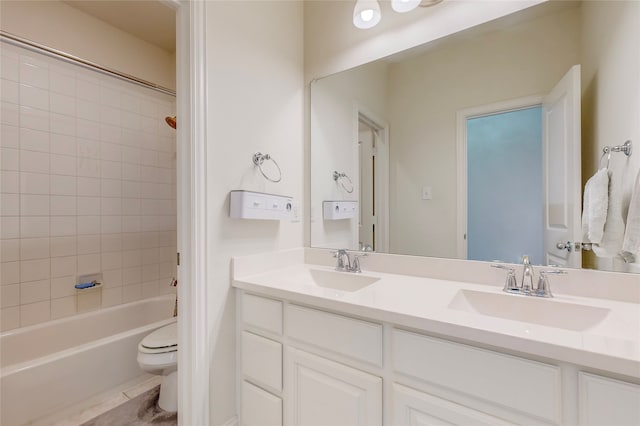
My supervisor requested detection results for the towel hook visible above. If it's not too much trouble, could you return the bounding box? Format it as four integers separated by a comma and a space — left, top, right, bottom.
333, 171, 354, 193
600, 140, 632, 169
253, 152, 282, 183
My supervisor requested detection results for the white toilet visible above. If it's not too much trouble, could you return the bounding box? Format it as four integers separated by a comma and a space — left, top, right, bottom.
137, 322, 178, 412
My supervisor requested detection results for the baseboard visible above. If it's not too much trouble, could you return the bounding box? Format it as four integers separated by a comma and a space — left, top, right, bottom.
221, 415, 239, 426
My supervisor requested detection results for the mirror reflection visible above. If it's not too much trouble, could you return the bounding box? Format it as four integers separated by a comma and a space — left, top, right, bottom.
310, 1, 639, 273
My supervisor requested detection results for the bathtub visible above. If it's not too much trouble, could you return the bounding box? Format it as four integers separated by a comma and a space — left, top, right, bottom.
0, 294, 176, 426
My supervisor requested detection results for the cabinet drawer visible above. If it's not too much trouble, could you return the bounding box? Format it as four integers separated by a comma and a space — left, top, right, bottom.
241, 293, 282, 335
579, 372, 640, 426
242, 331, 282, 392
393, 329, 560, 424
241, 381, 282, 426
286, 304, 383, 366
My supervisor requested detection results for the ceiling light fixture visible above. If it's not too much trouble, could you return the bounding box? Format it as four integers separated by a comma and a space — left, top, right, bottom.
353, 0, 445, 29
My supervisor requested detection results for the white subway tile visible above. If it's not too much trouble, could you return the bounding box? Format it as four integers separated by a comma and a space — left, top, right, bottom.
77, 253, 100, 275
1, 261, 20, 285
1, 55, 19, 82
122, 199, 141, 215
1, 148, 19, 171
76, 120, 100, 141
140, 98, 158, 118
141, 247, 159, 265
141, 281, 159, 299
76, 78, 100, 102
101, 233, 122, 252
101, 197, 122, 215
51, 296, 76, 319
20, 172, 49, 194
158, 247, 177, 263
2, 79, 19, 104
1, 306, 19, 331
100, 124, 121, 144
50, 216, 76, 237
20, 106, 49, 132
159, 263, 176, 281
102, 268, 122, 288
21, 216, 49, 238
1, 217, 19, 239
1, 102, 19, 127
101, 252, 122, 270
77, 215, 100, 235
122, 232, 141, 250
121, 181, 140, 199
77, 157, 100, 177
140, 151, 158, 167
77, 234, 101, 254
122, 266, 141, 285
142, 264, 159, 282
140, 232, 159, 249
50, 175, 76, 196
158, 231, 176, 247
20, 61, 48, 89
157, 152, 175, 169
122, 215, 141, 233
77, 177, 100, 196
101, 179, 121, 197
1, 194, 19, 216
77, 138, 100, 159
20, 84, 49, 111
20, 194, 49, 216
50, 92, 76, 116
50, 153, 76, 176
50, 133, 76, 156
20, 150, 50, 174
1, 124, 19, 149
140, 166, 159, 183
102, 286, 122, 307
101, 86, 121, 108
20, 258, 50, 282
1, 239, 20, 262
50, 70, 75, 96
77, 196, 100, 215
120, 93, 141, 113
51, 275, 75, 298
1, 171, 19, 193
157, 137, 174, 154
50, 112, 75, 136
121, 112, 141, 131
122, 249, 141, 268
1, 284, 19, 308
141, 134, 157, 152
121, 146, 141, 165
100, 160, 121, 179
76, 99, 100, 122
100, 142, 121, 162
101, 215, 121, 234
140, 116, 156, 135
51, 255, 77, 278
50, 195, 76, 215
140, 216, 159, 232
122, 284, 142, 303
100, 105, 120, 126
20, 279, 50, 304
122, 163, 140, 181
20, 300, 50, 326
20, 128, 49, 153
50, 236, 76, 257
20, 237, 50, 260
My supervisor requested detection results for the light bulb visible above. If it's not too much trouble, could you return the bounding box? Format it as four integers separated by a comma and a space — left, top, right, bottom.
353, 0, 381, 29
391, 0, 421, 13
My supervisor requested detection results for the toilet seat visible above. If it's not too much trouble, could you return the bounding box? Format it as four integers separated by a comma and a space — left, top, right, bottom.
139, 322, 177, 354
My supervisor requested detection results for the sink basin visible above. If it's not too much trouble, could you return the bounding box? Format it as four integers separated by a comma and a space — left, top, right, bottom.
308, 269, 380, 292
448, 289, 610, 331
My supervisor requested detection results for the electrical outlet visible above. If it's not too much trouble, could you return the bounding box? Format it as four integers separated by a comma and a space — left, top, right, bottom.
422, 186, 433, 200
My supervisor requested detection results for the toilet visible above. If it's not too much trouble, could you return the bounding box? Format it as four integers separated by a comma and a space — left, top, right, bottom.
137, 322, 178, 412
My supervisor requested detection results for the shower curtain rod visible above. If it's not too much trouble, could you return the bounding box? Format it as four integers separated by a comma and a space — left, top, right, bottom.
0, 31, 176, 97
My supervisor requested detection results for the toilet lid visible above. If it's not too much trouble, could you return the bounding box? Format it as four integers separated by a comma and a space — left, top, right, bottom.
141, 322, 177, 351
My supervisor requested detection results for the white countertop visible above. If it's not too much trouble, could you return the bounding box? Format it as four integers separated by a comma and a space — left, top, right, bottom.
233, 261, 640, 379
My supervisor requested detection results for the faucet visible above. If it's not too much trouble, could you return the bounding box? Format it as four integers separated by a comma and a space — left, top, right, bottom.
492, 256, 567, 298
520, 255, 534, 294
332, 250, 367, 273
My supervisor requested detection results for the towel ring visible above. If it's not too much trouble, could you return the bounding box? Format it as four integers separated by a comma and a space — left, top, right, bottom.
253, 152, 282, 183
333, 171, 354, 193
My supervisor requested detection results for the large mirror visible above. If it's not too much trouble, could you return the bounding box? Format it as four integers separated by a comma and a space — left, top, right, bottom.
310, 1, 640, 273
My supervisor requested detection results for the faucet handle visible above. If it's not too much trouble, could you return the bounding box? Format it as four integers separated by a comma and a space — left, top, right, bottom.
533, 269, 567, 298
351, 253, 368, 273
491, 264, 519, 293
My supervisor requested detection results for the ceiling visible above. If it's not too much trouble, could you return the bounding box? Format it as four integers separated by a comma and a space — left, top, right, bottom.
63, 0, 176, 52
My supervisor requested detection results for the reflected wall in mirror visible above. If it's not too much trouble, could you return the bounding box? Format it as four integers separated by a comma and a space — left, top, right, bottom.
310, 1, 640, 274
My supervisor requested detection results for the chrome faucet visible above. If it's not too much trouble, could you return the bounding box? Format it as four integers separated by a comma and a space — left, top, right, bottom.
332, 249, 367, 273
492, 256, 567, 298
520, 255, 534, 294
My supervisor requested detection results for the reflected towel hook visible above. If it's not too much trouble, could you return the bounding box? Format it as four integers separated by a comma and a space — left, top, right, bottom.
253, 152, 282, 183
600, 140, 632, 169
333, 171, 354, 193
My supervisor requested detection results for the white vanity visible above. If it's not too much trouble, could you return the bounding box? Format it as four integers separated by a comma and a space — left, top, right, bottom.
232, 248, 640, 426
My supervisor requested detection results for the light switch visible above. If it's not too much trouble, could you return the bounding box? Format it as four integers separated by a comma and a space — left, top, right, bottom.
422, 186, 432, 200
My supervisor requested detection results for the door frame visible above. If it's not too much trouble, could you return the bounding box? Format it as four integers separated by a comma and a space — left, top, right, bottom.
353, 105, 390, 253
455, 94, 543, 260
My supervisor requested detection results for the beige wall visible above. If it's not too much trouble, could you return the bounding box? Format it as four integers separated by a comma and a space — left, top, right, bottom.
388, 6, 581, 258
204, 2, 304, 424
0, 0, 175, 91
581, 0, 640, 273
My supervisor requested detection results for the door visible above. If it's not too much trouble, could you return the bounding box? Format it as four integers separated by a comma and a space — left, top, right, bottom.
359, 121, 376, 251
287, 347, 382, 426
542, 65, 582, 268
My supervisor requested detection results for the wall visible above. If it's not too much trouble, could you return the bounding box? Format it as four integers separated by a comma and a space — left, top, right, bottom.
387, 5, 581, 258
581, 0, 640, 273
0, 41, 176, 331
310, 61, 388, 249
204, 2, 304, 424
0, 0, 176, 91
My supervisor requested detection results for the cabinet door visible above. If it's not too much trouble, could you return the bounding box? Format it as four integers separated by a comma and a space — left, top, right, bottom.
579, 372, 640, 426
242, 381, 282, 426
287, 348, 382, 426
393, 383, 516, 426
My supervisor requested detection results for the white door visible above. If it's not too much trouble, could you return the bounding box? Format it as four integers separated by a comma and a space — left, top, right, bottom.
359, 121, 376, 251
286, 348, 382, 426
542, 65, 582, 268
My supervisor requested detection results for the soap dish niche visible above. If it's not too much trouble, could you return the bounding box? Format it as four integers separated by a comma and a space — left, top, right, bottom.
75, 273, 103, 312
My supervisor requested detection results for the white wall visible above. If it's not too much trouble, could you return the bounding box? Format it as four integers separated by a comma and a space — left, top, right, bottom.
581, 0, 640, 272
310, 61, 388, 249
204, 2, 304, 424
387, 5, 581, 258
0, 0, 176, 91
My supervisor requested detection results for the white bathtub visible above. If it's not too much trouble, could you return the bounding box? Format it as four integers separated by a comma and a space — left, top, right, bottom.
0, 294, 176, 426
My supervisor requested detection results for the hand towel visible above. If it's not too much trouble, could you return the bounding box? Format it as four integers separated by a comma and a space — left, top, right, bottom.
620, 170, 640, 263
592, 170, 626, 258
582, 168, 609, 244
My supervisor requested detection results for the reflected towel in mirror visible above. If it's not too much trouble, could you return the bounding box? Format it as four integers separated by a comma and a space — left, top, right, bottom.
582, 168, 609, 244
620, 170, 640, 263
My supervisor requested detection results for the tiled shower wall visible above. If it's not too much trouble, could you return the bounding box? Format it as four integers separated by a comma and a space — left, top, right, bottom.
0, 41, 177, 331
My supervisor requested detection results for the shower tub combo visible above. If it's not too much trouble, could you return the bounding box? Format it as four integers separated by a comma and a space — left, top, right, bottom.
0, 294, 176, 426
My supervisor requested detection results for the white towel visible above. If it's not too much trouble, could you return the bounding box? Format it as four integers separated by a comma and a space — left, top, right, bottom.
592, 169, 627, 258
582, 168, 609, 244
620, 170, 640, 262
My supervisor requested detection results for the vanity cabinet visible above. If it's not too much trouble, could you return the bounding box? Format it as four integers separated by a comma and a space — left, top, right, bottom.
578, 372, 640, 425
